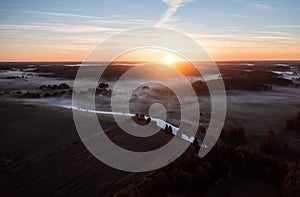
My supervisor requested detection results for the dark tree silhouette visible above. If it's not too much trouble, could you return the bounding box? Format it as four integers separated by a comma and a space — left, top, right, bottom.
260, 130, 280, 155
220, 125, 245, 146
285, 111, 300, 131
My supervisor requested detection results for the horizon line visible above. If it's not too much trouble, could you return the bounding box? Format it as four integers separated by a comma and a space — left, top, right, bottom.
1, 59, 300, 63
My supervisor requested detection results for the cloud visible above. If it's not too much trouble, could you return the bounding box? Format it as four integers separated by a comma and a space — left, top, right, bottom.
0, 23, 122, 33
0, 9, 102, 19
269, 25, 300, 29
0, 9, 155, 26
188, 30, 300, 50
92, 18, 154, 25
205, 13, 248, 18
155, 0, 193, 27
31, 44, 92, 50
30, 10, 155, 25
27, 10, 103, 19
251, 3, 278, 12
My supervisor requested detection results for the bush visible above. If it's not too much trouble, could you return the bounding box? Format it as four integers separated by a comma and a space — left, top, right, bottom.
114, 184, 142, 197
260, 130, 280, 155
283, 163, 300, 197
220, 125, 245, 146
285, 111, 300, 131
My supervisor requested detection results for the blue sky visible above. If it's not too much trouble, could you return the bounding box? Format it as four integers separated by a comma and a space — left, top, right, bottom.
0, 0, 299, 61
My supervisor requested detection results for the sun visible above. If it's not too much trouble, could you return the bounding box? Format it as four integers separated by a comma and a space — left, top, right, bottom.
165, 54, 175, 65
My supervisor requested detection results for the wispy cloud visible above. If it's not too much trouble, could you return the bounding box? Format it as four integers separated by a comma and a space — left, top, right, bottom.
31, 44, 92, 50
190, 33, 294, 42
269, 25, 300, 29
92, 18, 154, 25
155, 0, 193, 27
27, 35, 103, 44
0, 23, 122, 33
30, 10, 155, 25
0, 9, 155, 26
189, 30, 300, 50
28, 10, 103, 19
251, 3, 278, 12
0, 9, 103, 19
205, 13, 248, 18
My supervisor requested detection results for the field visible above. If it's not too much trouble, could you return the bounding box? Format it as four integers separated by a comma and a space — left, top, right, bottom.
0, 61, 299, 196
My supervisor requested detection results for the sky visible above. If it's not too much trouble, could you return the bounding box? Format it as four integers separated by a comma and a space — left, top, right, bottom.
0, 0, 299, 61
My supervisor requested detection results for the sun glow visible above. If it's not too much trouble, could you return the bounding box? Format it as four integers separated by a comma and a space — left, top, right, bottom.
113, 49, 188, 66
165, 54, 175, 65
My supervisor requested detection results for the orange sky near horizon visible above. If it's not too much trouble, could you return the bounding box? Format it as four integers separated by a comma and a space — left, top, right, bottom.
1, 42, 300, 62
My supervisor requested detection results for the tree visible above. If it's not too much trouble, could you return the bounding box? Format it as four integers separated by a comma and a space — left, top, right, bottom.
220, 125, 245, 146
260, 130, 280, 155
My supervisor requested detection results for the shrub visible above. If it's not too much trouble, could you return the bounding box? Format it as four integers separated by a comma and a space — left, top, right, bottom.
285, 111, 300, 130
260, 130, 280, 155
220, 125, 245, 146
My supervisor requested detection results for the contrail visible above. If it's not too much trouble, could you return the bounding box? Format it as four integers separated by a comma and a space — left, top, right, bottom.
155, 0, 193, 27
